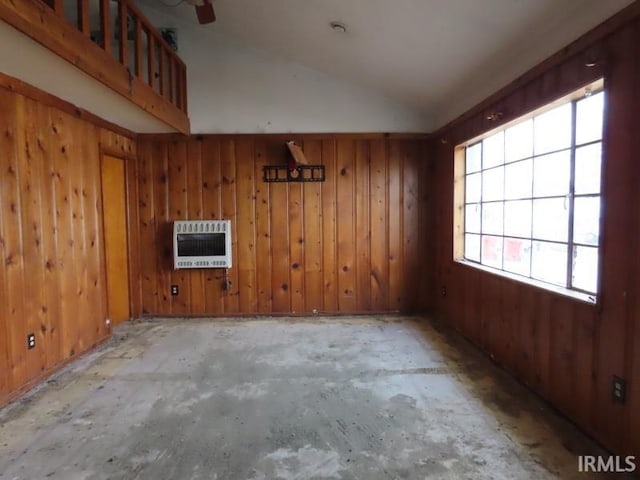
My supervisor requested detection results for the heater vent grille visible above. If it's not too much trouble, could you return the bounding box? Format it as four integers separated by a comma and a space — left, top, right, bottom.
173, 220, 232, 269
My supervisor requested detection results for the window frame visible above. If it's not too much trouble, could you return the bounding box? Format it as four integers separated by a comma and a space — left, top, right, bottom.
453, 79, 605, 304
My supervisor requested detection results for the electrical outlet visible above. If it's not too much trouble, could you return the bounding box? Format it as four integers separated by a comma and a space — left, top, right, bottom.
171, 285, 179, 296
612, 375, 626, 403
441, 286, 447, 297
27, 333, 35, 350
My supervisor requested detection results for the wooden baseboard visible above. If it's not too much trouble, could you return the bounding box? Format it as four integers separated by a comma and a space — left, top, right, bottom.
0, 334, 111, 410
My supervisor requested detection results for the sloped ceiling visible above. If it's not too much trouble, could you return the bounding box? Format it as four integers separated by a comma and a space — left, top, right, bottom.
2, 1, 632, 134
137, 0, 634, 131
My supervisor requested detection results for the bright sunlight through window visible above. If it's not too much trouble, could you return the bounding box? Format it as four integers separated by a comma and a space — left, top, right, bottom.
456, 82, 604, 301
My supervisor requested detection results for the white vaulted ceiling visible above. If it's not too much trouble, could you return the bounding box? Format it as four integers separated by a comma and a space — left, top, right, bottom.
137, 0, 633, 131
6, 1, 628, 133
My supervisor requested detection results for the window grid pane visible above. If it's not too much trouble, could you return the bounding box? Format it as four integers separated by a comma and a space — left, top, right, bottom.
462, 88, 603, 296
576, 92, 604, 145
466, 142, 482, 173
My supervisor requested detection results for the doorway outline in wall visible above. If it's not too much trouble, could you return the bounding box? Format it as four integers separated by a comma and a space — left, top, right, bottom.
99, 148, 133, 326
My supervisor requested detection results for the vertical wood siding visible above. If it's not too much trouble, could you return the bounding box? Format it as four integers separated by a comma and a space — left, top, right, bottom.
134, 135, 431, 316
429, 14, 640, 463
0, 86, 135, 406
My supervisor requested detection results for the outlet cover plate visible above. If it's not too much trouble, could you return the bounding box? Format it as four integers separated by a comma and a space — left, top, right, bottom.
612, 375, 626, 403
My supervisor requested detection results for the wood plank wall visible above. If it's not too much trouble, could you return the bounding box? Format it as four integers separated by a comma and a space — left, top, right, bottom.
0, 78, 136, 406
429, 7, 640, 461
134, 135, 431, 316
0, 0, 190, 133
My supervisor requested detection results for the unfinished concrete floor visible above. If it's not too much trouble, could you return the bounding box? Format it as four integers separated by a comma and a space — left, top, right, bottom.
0, 316, 616, 479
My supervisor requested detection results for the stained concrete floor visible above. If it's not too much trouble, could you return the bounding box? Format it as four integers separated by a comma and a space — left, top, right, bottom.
0, 316, 620, 479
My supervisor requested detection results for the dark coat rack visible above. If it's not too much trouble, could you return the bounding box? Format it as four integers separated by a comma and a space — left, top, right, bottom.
262, 141, 325, 183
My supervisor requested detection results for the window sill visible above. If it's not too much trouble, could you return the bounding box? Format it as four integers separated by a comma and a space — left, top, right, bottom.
454, 259, 598, 305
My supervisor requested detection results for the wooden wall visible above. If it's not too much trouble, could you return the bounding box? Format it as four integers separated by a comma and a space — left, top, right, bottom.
430, 5, 640, 460
133, 134, 431, 316
1, 3, 638, 463
0, 75, 136, 406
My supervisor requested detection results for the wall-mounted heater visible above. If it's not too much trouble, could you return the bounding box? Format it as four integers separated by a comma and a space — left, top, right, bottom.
173, 220, 232, 269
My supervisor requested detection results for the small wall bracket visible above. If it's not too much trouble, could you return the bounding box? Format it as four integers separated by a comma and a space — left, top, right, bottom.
263, 165, 325, 183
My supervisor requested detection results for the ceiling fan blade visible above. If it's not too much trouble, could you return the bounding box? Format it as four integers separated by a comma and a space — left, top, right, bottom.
195, 0, 216, 24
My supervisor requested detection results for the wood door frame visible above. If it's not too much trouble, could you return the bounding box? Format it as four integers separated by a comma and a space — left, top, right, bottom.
99, 147, 135, 324
100, 145, 142, 318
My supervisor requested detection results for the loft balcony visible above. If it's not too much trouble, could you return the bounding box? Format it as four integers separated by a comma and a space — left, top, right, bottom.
0, 0, 190, 134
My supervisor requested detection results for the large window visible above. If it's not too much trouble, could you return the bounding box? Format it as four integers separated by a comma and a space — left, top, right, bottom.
458, 82, 604, 300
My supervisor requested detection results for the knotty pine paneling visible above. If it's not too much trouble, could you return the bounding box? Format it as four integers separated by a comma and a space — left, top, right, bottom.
302, 140, 324, 312
0, 84, 136, 406
134, 135, 431, 316
429, 11, 640, 463
629, 15, 640, 461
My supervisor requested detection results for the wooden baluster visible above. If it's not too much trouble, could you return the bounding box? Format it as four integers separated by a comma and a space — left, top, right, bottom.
174, 60, 180, 107
169, 58, 176, 105
159, 45, 165, 97
181, 65, 188, 113
135, 17, 143, 79
172, 60, 179, 109
166, 57, 173, 104
175, 62, 182, 109
100, 0, 110, 52
118, 1, 128, 66
177, 64, 182, 112
147, 34, 155, 89
78, 0, 90, 35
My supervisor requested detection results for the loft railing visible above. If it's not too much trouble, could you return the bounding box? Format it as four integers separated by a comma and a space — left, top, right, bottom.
0, 0, 189, 132
39, 0, 187, 114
